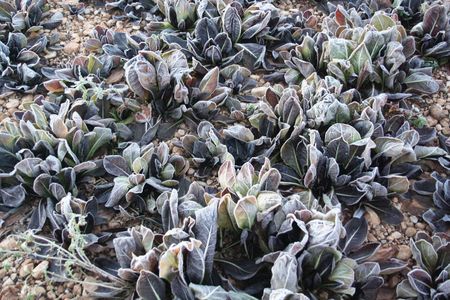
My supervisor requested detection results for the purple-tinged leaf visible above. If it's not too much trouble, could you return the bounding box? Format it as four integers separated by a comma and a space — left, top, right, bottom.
136, 270, 167, 300
103, 155, 131, 177
407, 269, 432, 296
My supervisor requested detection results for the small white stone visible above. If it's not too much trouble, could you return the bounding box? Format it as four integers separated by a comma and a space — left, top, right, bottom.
396, 245, 411, 260
5, 99, 19, 109
390, 231, 402, 240
31, 261, 49, 279
251, 87, 268, 98
410, 216, 418, 223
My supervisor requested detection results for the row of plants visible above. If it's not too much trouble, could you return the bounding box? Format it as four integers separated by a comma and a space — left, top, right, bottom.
0, 0, 449, 299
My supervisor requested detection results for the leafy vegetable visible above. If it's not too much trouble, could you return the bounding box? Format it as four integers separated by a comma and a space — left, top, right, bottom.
124, 49, 190, 117
0, 32, 46, 94
103, 142, 188, 209
0, 0, 63, 41
411, 3, 450, 64
397, 232, 450, 299
420, 172, 450, 232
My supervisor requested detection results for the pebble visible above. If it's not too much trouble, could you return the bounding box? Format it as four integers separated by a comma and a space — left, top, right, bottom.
396, 245, 412, 260
5, 99, 20, 109
116, 21, 124, 29
22, 94, 34, 102
72, 34, 81, 43
405, 227, 416, 237
3, 277, 14, 286
437, 98, 446, 106
388, 275, 401, 288
427, 116, 438, 127
364, 209, 380, 226
251, 86, 268, 98
415, 223, 426, 229
367, 233, 377, 242
430, 104, 446, 121
400, 222, 407, 230
64, 41, 80, 55
73, 284, 82, 295
31, 261, 49, 279
410, 216, 418, 223
177, 129, 186, 137
32, 286, 47, 296
19, 262, 33, 278
8, 107, 17, 115
389, 231, 402, 240
0, 237, 18, 249
44, 51, 57, 59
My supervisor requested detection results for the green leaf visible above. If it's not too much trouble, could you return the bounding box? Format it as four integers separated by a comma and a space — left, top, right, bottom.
325, 124, 361, 144
218, 195, 237, 230
189, 283, 257, 300
404, 73, 439, 94
328, 39, 354, 60
30, 104, 48, 130
234, 196, 257, 230
386, 175, 409, 193
414, 146, 447, 159
374, 137, 404, 158
193, 201, 218, 283
411, 240, 438, 274
329, 258, 357, 291
105, 176, 130, 207
234, 162, 255, 197
87, 54, 101, 74
396, 279, 419, 298
370, 14, 396, 31
270, 253, 298, 292
363, 31, 385, 59
218, 160, 236, 189
132, 157, 148, 174
86, 127, 112, 160
256, 191, 282, 212
349, 43, 372, 74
